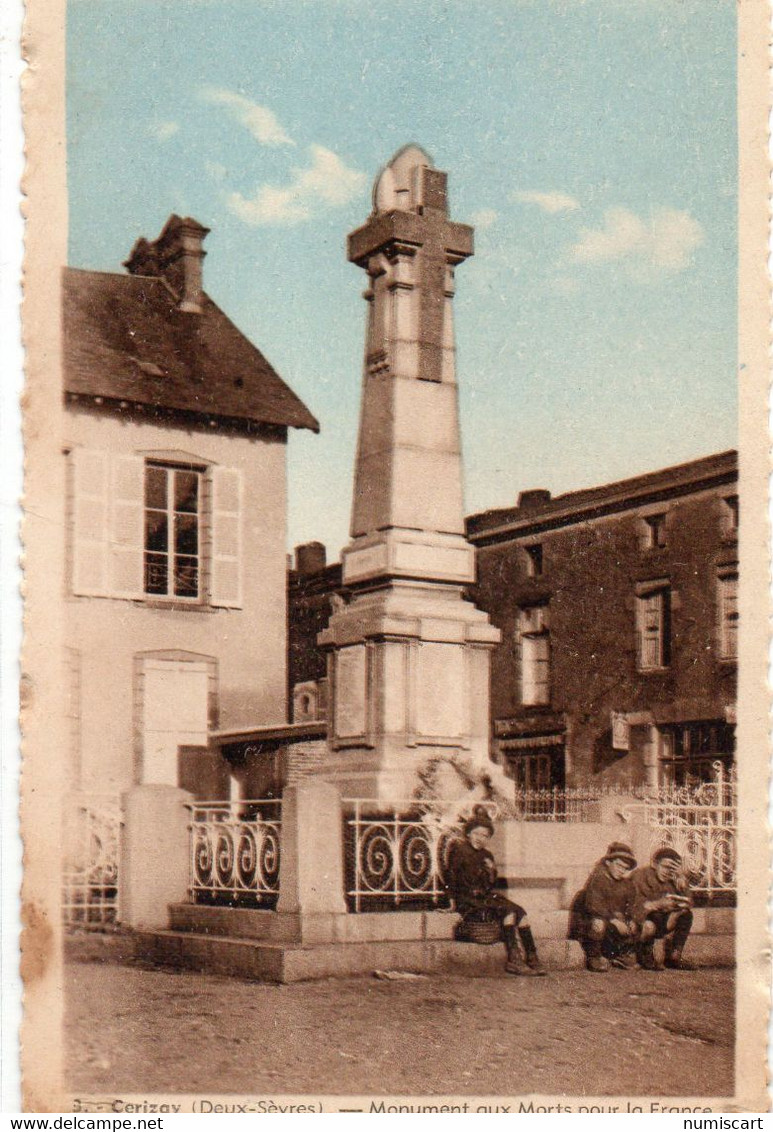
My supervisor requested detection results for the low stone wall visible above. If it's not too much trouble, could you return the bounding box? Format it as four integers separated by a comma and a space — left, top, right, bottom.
493, 815, 662, 910
106, 779, 734, 982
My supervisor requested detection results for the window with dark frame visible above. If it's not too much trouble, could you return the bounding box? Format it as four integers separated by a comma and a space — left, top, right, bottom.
642, 513, 667, 549
722, 494, 739, 537
658, 720, 735, 786
524, 543, 543, 577
506, 747, 565, 791
144, 463, 202, 599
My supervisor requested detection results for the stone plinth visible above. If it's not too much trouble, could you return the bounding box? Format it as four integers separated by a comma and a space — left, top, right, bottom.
120, 784, 192, 930
276, 779, 347, 918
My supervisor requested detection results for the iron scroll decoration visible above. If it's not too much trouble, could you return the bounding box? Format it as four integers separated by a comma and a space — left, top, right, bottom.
190, 803, 281, 902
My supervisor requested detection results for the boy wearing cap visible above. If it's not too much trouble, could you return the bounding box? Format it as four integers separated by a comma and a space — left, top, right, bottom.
569, 842, 638, 972
631, 847, 695, 971
445, 810, 547, 976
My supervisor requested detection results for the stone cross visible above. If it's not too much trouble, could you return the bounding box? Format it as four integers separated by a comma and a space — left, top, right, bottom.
345, 145, 474, 553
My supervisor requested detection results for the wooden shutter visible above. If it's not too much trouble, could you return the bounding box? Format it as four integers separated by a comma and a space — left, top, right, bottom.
111, 455, 145, 598
637, 592, 663, 669
210, 466, 242, 608
719, 574, 738, 659
521, 633, 550, 706
71, 448, 110, 596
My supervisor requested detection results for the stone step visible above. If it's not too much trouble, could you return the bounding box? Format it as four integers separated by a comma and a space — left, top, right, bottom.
168, 902, 735, 944
133, 927, 734, 984
168, 904, 459, 943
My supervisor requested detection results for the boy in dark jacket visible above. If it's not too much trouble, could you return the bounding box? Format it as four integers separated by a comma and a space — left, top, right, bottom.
631, 847, 695, 970
569, 842, 638, 972
445, 810, 546, 976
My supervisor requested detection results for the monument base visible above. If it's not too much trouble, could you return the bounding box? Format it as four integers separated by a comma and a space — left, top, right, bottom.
127, 902, 735, 983
319, 580, 503, 805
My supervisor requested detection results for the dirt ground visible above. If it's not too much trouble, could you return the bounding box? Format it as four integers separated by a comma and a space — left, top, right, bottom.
66, 961, 734, 1099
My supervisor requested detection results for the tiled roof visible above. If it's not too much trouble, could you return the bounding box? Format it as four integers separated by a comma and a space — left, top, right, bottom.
62, 266, 319, 432
467, 450, 737, 542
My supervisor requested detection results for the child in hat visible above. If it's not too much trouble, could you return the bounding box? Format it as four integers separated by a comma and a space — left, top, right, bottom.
445, 808, 546, 976
569, 842, 638, 972
630, 847, 695, 970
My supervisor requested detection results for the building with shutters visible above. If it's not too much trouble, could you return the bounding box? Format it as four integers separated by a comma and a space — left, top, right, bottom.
466, 450, 738, 791
288, 451, 738, 792
62, 215, 318, 797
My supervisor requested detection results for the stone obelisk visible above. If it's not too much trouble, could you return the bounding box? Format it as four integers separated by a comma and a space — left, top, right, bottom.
319, 146, 500, 801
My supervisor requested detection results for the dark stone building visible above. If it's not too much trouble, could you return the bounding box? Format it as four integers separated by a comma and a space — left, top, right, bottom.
467, 450, 738, 790
287, 542, 340, 724
288, 450, 738, 790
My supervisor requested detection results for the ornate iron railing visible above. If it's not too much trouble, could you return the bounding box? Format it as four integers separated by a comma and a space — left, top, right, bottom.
634, 764, 737, 900
344, 799, 497, 912
62, 795, 121, 930
511, 784, 655, 822
188, 800, 281, 907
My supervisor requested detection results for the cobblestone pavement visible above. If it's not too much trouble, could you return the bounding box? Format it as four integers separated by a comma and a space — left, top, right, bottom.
66, 961, 733, 1099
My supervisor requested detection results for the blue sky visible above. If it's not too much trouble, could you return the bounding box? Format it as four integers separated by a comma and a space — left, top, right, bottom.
67, 0, 737, 557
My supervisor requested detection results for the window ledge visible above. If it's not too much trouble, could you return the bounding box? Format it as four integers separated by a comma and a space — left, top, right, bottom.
717, 657, 738, 667
142, 599, 217, 613
636, 666, 670, 675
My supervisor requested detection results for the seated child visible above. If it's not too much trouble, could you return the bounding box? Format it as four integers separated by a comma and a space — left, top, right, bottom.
569, 841, 638, 972
445, 809, 546, 976
631, 847, 695, 970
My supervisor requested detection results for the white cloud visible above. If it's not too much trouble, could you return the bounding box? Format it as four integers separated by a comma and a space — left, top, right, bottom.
470, 208, 498, 230
568, 206, 703, 272
513, 190, 580, 214
201, 87, 294, 147
227, 145, 367, 226
149, 121, 180, 142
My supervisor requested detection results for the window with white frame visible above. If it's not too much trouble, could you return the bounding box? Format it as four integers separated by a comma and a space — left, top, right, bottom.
145, 464, 202, 599
635, 585, 671, 670
517, 605, 550, 706
717, 571, 738, 660
69, 448, 242, 607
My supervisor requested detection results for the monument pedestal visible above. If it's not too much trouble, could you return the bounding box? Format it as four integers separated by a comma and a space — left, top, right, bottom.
319, 580, 500, 802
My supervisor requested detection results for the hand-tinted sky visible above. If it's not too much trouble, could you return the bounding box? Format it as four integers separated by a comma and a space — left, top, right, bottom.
67, 0, 737, 558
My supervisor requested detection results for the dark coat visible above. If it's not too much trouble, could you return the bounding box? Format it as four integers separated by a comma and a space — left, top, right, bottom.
630, 865, 692, 925
568, 860, 634, 940
444, 837, 522, 921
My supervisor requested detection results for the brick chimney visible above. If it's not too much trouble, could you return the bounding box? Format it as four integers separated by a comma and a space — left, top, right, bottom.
517, 489, 552, 510
124, 214, 210, 314
294, 542, 327, 576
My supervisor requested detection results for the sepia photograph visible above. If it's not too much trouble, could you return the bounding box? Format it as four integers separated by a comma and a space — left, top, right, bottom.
17, 0, 769, 1114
